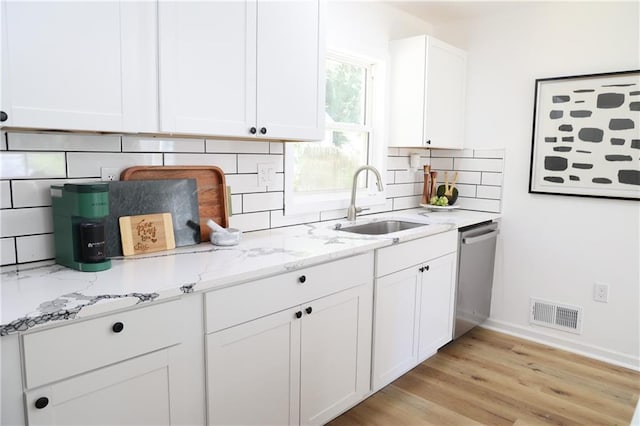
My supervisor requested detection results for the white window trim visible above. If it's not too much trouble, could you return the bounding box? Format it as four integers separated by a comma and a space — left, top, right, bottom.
284, 50, 387, 217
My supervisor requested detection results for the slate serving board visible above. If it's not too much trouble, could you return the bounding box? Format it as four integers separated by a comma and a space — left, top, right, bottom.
106, 179, 200, 257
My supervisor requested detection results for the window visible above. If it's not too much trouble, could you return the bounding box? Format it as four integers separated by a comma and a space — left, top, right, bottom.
284, 52, 386, 215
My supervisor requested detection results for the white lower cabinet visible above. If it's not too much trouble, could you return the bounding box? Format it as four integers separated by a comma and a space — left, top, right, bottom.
372, 231, 458, 391
21, 296, 206, 426
205, 253, 373, 426
25, 350, 175, 426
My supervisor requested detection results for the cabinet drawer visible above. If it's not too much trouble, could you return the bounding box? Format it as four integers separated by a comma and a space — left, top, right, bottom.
205, 252, 373, 333
23, 299, 183, 389
376, 230, 457, 278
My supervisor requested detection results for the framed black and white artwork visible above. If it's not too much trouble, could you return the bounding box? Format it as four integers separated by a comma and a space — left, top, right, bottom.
529, 70, 640, 200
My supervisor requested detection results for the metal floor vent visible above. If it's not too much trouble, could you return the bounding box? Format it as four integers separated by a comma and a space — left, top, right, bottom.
529, 298, 582, 334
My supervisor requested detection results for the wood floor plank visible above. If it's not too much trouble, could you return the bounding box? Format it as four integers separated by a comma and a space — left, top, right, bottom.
328, 328, 640, 425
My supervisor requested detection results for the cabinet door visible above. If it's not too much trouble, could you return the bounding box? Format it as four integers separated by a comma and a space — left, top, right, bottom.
300, 283, 372, 426
418, 252, 457, 361
256, 0, 324, 141
206, 308, 301, 426
3, 1, 157, 132
372, 267, 420, 391
24, 349, 174, 426
388, 35, 427, 148
158, 1, 256, 136
423, 37, 466, 149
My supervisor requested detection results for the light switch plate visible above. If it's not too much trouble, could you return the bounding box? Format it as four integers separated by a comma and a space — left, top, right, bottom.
257, 163, 276, 187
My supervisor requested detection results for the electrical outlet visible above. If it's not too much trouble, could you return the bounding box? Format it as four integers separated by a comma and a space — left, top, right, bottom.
257, 163, 276, 187
594, 282, 609, 303
101, 167, 119, 181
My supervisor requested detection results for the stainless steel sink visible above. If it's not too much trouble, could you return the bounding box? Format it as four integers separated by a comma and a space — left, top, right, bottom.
337, 220, 428, 235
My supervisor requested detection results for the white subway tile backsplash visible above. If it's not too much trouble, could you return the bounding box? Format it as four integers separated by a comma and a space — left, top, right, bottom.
268, 173, 285, 192
481, 172, 504, 186
226, 173, 283, 194
386, 183, 421, 198
455, 197, 501, 213
0, 152, 66, 179
243, 192, 283, 213
206, 140, 269, 154
430, 157, 454, 170
270, 142, 284, 154
477, 185, 502, 199
123, 136, 204, 153
8, 132, 121, 152
431, 149, 473, 158
454, 158, 503, 173
1, 181, 11, 208
0, 131, 505, 267
231, 194, 242, 215
238, 154, 284, 174
163, 153, 237, 174
394, 170, 423, 184
11, 178, 98, 208
0, 207, 53, 237
473, 149, 505, 159
16, 234, 54, 263
67, 153, 162, 178
451, 171, 482, 185
229, 211, 270, 232
227, 174, 266, 194
386, 171, 395, 184
270, 210, 320, 228
1, 238, 16, 265
454, 183, 477, 198
387, 156, 410, 170
392, 195, 422, 210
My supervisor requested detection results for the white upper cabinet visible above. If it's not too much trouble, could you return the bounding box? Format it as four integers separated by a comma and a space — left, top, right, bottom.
388, 35, 467, 149
159, 0, 325, 141
158, 1, 256, 137
2, 1, 157, 133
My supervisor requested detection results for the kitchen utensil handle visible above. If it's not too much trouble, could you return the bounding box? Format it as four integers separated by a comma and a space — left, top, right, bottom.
462, 230, 499, 245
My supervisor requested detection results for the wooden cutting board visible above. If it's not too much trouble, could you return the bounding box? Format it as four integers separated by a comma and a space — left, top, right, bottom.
119, 213, 176, 256
121, 166, 229, 241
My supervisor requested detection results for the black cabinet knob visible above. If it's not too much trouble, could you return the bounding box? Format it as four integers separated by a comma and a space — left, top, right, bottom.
112, 322, 124, 333
419, 267, 425, 273
250, 127, 257, 134
0, 111, 7, 122
305, 307, 312, 315
260, 127, 267, 135
425, 265, 430, 271
298, 275, 306, 284
295, 311, 302, 319
35, 397, 49, 409
425, 139, 431, 145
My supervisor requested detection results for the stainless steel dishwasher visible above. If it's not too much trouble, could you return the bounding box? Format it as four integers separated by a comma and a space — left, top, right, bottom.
453, 221, 499, 339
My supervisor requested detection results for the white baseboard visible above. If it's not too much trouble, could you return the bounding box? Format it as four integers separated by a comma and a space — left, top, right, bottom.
481, 318, 640, 372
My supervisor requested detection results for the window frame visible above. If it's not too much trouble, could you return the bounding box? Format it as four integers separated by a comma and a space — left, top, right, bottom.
284, 50, 387, 216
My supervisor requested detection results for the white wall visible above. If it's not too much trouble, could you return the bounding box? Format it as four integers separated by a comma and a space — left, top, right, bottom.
435, 2, 640, 368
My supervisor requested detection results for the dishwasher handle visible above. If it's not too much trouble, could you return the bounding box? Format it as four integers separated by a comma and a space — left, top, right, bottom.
462, 229, 499, 245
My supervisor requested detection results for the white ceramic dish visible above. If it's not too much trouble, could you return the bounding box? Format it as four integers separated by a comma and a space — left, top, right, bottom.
210, 228, 242, 246
419, 203, 460, 212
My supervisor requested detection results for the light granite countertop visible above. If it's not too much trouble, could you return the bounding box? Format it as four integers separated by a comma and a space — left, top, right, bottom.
0, 209, 500, 336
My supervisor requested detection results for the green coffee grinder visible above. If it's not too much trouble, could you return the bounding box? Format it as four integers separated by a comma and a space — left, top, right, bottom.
51, 183, 111, 272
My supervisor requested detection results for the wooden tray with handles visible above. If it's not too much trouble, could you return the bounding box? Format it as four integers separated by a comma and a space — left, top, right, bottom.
121, 166, 229, 241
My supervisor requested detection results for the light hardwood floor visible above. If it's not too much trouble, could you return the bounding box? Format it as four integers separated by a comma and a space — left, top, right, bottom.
328, 328, 640, 425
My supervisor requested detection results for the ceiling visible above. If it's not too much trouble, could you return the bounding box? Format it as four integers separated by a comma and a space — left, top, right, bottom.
386, 1, 530, 25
